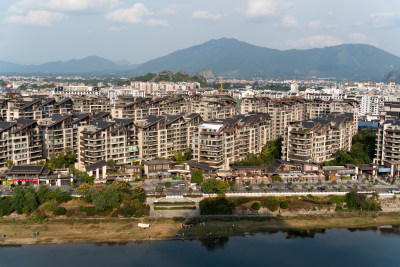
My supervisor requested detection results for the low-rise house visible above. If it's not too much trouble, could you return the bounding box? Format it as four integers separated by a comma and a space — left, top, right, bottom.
143, 160, 174, 179
6, 165, 72, 186
267, 159, 322, 182
322, 165, 358, 181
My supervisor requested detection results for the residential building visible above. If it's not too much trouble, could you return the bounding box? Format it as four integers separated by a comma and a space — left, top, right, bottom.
0, 119, 42, 167
282, 113, 357, 163
192, 114, 270, 169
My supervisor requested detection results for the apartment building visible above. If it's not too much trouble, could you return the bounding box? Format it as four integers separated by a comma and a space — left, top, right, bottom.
0, 119, 42, 167
379, 102, 400, 122
53, 86, 101, 96
192, 114, 270, 169
39, 113, 90, 158
107, 88, 145, 105
112, 96, 188, 120
282, 113, 356, 163
112, 95, 236, 121
71, 95, 111, 113
374, 120, 400, 176
76, 119, 139, 171
188, 95, 237, 121
0, 96, 73, 121
135, 113, 203, 161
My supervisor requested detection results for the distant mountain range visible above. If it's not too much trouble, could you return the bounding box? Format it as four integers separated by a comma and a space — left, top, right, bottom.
2, 38, 400, 80
0, 56, 138, 75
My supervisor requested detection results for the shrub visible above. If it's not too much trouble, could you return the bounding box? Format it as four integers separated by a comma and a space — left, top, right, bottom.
251, 202, 261, 211
65, 211, 72, 218
122, 205, 136, 217
43, 200, 58, 212
53, 207, 67, 216
264, 197, 280, 211
164, 182, 172, 188
200, 197, 234, 215
280, 201, 289, 209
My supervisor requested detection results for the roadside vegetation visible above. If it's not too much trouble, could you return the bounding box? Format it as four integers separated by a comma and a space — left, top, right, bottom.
199, 191, 381, 215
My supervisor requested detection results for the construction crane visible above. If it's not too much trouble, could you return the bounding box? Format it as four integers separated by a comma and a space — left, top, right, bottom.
220, 79, 223, 94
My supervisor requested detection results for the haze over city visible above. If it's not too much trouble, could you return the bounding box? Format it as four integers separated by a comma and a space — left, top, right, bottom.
1, 0, 400, 64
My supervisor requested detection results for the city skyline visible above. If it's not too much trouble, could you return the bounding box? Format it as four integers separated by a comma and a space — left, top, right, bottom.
1, 0, 400, 65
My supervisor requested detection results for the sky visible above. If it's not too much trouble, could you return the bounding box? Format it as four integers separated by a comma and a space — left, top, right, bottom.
1, 0, 400, 65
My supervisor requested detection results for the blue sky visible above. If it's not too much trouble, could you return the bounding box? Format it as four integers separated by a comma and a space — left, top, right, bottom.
1, 0, 400, 65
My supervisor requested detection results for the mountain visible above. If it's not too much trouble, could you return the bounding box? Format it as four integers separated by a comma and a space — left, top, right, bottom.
134, 38, 400, 80
0, 56, 138, 75
0, 60, 22, 73
384, 67, 400, 83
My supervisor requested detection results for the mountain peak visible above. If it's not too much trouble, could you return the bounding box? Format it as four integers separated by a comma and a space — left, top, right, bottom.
134, 38, 400, 80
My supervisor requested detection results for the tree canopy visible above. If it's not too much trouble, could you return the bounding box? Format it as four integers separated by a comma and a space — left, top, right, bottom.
233, 137, 282, 166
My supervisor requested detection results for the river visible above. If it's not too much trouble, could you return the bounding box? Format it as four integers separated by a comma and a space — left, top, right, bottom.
0, 227, 399, 267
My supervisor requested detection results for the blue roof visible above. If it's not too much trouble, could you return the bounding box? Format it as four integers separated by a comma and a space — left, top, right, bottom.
358, 121, 379, 128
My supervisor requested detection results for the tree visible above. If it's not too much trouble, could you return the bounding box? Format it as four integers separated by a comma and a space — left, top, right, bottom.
271, 175, 282, 182
37, 185, 50, 204
110, 181, 130, 193
155, 185, 163, 193
233, 137, 282, 166
191, 169, 204, 185
93, 192, 107, 211
103, 187, 120, 208
201, 178, 229, 194
108, 159, 116, 166
5, 160, 14, 170
11, 187, 25, 214
164, 181, 172, 188
24, 191, 38, 213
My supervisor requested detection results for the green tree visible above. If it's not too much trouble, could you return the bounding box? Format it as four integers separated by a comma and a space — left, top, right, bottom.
11, 187, 25, 214
24, 191, 38, 213
201, 178, 229, 194
103, 187, 120, 208
191, 169, 204, 185
37, 185, 50, 204
93, 192, 107, 211
5, 160, 14, 170
108, 159, 116, 166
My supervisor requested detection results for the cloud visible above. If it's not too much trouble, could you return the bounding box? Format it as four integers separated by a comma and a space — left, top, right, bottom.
245, 0, 292, 17
8, 0, 121, 13
160, 4, 185, 16
147, 19, 169, 27
192, 10, 222, 21
370, 12, 400, 28
347, 33, 379, 47
289, 35, 343, 49
4, 10, 68, 26
307, 20, 336, 30
274, 15, 298, 28
108, 25, 128, 31
105, 3, 151, 24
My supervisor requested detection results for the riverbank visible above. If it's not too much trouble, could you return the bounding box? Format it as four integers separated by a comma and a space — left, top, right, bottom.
1, 213, 400, 245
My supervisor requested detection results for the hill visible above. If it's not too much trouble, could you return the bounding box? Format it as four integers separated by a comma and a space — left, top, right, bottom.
122, 71, 207, 87
0, 56, 138, 75
134, 38, 400, 80
384, 67, 400, 83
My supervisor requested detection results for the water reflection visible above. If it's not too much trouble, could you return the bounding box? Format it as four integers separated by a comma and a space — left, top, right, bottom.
284, 229, 326, 239
198, 236, 230, 250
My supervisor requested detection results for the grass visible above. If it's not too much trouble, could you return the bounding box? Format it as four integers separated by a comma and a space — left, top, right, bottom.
0, 213, 399, 245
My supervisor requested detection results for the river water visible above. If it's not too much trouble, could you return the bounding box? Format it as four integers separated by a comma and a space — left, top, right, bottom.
0, 227, 399, 267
